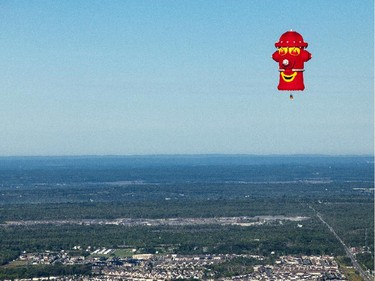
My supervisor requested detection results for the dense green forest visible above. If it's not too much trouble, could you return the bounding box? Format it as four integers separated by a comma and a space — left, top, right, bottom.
0, 198, 310, 221
0, 218, 344, 255
0, 264, 91, 280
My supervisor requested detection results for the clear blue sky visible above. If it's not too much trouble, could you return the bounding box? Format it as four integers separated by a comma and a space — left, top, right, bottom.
0, 0, 373, 156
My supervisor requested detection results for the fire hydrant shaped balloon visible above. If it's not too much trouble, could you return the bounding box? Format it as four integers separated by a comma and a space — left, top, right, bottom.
272, 30, 312, 93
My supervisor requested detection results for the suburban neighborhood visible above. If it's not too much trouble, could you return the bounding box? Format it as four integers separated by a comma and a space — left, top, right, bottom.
4, 249, 349, 281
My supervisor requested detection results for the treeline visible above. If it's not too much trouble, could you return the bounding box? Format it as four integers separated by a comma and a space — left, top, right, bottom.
0, 218, 345, 262
0, 264, 91, 279
0, 199, 310, 222
0, 251, 20, 267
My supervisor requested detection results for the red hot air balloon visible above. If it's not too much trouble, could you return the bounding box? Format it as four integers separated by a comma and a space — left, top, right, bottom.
272, 30, 312, 98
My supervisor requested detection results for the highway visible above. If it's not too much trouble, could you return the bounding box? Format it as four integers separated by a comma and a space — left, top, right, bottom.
308, 204, 372, 281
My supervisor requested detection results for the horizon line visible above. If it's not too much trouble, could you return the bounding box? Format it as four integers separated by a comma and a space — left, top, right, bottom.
0, 153, 373, 158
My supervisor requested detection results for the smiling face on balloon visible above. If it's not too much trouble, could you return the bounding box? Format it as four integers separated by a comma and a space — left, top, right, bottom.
278, 47, 301, 82
272, 31, 312, 92
281, 71, 297, 82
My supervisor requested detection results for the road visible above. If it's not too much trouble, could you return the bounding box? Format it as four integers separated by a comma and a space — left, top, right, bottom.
308, 204, 372, 281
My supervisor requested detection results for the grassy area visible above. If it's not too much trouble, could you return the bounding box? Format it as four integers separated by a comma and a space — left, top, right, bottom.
113, 248, 135, 257
336, 257, 365, 281
1, 260, 28, 269
340, 266, 364, 281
